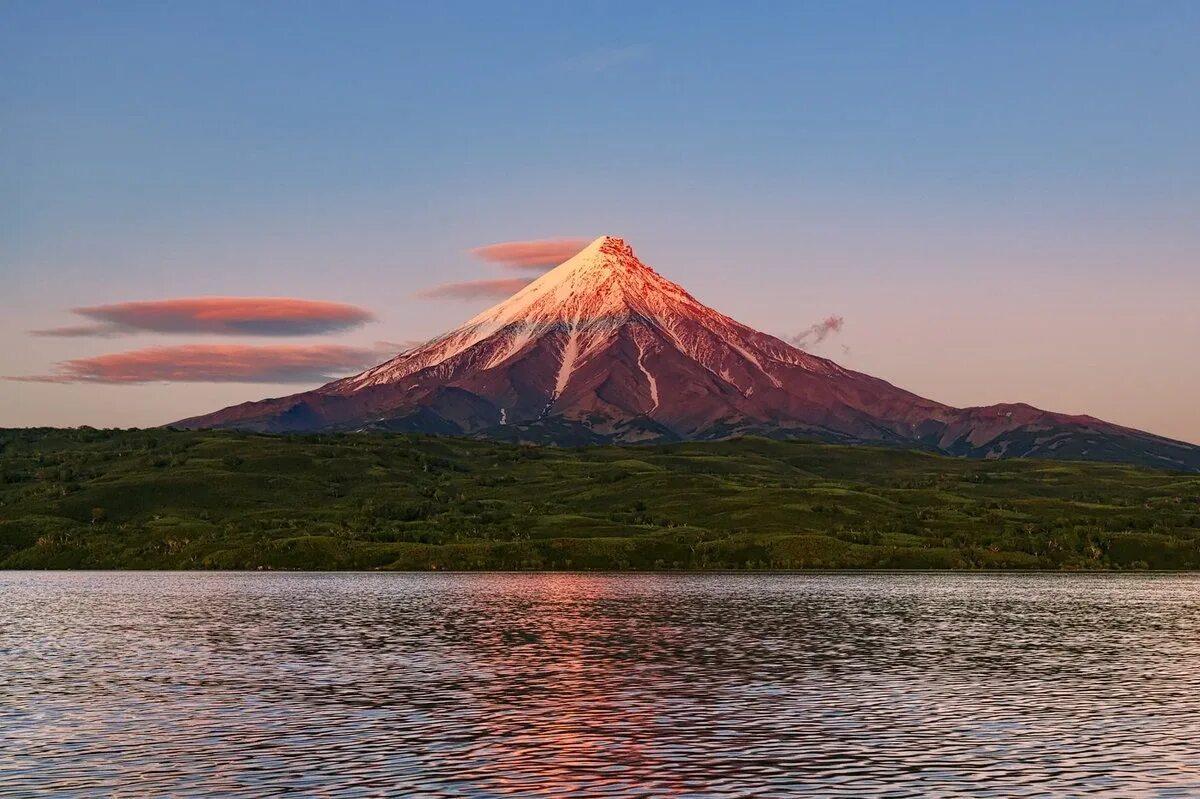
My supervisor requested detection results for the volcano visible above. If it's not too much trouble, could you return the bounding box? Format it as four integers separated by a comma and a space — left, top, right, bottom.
179, 236, 1200, 471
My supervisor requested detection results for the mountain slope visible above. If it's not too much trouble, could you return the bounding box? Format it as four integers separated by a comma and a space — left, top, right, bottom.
177, 236, 1200, 471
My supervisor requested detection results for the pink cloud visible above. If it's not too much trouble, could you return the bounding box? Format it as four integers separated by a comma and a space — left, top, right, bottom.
414, 278, 533, 301
9, 344, 385, 384
469, 239, 588, 271
31, 297, 374, 337
411, 239, 585, 300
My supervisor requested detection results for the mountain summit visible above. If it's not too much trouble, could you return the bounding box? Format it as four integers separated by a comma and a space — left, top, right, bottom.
179, 236, 1200, 471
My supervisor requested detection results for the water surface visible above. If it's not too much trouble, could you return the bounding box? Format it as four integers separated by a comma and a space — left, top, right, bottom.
2, 572, 1198, 797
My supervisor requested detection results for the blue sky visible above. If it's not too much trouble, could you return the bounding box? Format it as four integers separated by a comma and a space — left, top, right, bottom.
3, 1, 1198, 441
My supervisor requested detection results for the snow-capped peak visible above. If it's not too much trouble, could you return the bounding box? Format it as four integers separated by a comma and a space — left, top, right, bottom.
462, 235, 694, 330
336, 234, 842, 392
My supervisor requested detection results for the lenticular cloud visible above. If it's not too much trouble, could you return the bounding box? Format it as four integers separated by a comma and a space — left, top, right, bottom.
31, 297, 375, 338
414, 278, 534, 301
10, 344, 383, 384
469, 239, 588, 271
412, 238, 586, 301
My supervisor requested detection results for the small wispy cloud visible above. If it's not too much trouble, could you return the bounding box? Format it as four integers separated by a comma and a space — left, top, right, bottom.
414, 277, 533, 301
565, 44, 649, 74
786, 315, 845, 350
30, 297, 374, 338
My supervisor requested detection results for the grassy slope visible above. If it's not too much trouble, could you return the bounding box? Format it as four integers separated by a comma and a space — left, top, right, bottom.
2, 428, 1199, 570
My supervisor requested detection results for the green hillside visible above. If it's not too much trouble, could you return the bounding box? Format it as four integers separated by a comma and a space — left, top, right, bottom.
2, 427, 1198, 570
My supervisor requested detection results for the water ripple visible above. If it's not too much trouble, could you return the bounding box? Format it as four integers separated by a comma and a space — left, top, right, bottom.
2, 572, 1199, 797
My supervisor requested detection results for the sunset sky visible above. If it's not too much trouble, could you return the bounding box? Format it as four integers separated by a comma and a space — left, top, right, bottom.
4, 2, 1198, 443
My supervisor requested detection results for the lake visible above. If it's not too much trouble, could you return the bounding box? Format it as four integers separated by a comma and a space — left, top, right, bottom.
2, 572, 1198, 797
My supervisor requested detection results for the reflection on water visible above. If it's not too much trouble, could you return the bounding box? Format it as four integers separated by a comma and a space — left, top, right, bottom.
2, 572, 1199, 797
